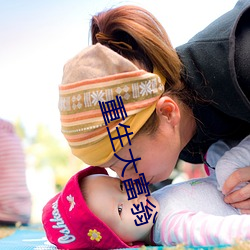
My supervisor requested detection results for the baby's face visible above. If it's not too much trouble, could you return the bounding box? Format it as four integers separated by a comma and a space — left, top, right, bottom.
83, 174, 159, 244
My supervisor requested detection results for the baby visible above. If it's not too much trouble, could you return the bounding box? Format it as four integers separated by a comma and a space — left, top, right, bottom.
42, 135, 250, 249
42, 166, 153, 249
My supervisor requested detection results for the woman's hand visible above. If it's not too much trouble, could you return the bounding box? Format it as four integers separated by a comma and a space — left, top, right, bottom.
223, 166, 250, 214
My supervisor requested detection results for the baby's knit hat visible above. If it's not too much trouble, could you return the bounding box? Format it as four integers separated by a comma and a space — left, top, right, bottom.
42, 166, 142, 249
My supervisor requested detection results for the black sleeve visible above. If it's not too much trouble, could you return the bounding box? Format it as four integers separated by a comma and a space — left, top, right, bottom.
235, 7, 250, 99
176, 0, 250, 164
176, 0, 250, 123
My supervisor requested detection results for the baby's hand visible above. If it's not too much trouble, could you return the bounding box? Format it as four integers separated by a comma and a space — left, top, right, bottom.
223, 166, 250, 214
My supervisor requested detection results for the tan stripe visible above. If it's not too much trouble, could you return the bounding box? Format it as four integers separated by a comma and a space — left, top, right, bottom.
59, 73, 156, 95
64, 126, 107, 142
62, 115, 129, 138
59, 75, 161, 116
60, 108, 143, 135
60, 94, 159, 124
123, 96, 160, 110
61, 109, 103, 122
59, 70, 147, 91
68, 132, 107, 147
61, 121, 105, 134
65, 120, 126, 145
61, 116, 105, 127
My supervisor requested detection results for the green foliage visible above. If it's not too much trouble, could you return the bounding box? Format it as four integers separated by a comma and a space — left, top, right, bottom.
27, 124, 69, 169
14, 118, 26, 139
14, 120, 85, 191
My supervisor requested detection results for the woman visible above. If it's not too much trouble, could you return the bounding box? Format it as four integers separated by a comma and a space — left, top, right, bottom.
59, 1, 250, 211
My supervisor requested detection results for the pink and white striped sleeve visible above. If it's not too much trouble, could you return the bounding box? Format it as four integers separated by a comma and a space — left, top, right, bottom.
160, 210, 250, 246
0, 119, 31, 224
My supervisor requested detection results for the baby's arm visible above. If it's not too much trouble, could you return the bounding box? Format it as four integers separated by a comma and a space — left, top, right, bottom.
205, 139, 231, 178
215, 135, 250, 193
158, 210, 250, 247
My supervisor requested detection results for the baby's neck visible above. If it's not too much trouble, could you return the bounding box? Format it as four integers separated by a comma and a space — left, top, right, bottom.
143, 224, 155, 245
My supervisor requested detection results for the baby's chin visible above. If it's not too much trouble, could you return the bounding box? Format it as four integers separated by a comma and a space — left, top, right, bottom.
147, 195, 160, 213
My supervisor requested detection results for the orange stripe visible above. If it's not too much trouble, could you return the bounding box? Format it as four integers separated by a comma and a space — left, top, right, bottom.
64, 121, 120, 142
121, 96, 159, 111
59, 70, 147, 90
61, 109, 102, 123
60, 96, 159, 123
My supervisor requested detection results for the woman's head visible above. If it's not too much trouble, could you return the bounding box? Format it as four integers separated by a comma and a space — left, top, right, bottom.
91, 5, 182, 90
59, 5, 196, 183
91, 6, 196, 177
59, 43, 165, 166
90, 5, 196, 135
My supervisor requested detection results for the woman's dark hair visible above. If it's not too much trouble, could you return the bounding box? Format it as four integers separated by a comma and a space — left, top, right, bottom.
91, 5, 194, 135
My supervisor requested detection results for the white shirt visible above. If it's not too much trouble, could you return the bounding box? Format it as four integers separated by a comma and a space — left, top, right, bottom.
152, 135, 250, 246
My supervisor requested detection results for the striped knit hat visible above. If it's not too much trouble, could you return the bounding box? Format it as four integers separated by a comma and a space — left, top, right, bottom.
59, 43, 165, 166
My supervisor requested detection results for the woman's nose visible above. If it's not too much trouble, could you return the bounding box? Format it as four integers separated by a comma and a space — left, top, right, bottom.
121, 170, 141, 182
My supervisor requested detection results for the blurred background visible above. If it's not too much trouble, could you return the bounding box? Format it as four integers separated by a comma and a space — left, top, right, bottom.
0, 0, 238, 223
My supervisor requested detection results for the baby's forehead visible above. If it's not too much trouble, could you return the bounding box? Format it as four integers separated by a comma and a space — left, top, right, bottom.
80, 174, 113, 200
81, 174, 120, 200
86, 173, 112, 180
81, 173, 118, 184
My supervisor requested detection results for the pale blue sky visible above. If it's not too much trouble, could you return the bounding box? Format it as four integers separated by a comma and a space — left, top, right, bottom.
0, 0, 238, 138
